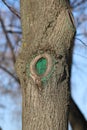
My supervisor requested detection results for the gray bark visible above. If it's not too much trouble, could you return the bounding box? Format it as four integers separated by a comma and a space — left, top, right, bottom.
15, 0, 75, 130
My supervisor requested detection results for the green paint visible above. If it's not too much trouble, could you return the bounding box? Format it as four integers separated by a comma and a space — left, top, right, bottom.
35, 58, 47, 75
26, 55, 56, 86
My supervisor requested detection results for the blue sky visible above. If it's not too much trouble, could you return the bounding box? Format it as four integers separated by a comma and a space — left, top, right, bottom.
71, 41, 87, 119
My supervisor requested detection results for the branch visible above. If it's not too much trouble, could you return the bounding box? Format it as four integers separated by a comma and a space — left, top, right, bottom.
71, 0, 77, 6
2, 0, 21, 19
6, 29, 22, 34
0, 65, 20, 83
69, 97, 87, 130
76, 33, 87, 36
75, 37, 87, 47
0, 16, 16, 63
72, 0, 87, 9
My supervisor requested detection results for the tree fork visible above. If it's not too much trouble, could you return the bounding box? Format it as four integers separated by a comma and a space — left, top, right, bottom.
15, 0, 76, 130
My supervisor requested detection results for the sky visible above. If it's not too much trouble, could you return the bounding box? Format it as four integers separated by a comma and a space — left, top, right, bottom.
0, 0, 87, 130
71, 40, 87, 119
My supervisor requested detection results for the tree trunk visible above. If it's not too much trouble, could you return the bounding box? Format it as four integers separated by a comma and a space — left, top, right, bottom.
15, 0, 75, 130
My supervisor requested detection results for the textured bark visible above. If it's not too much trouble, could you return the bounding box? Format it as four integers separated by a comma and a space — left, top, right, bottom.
15, 0, 75, 130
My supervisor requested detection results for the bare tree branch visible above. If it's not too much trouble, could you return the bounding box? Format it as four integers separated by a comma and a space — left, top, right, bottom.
6, 30, 22, 34
72, 0, 87, 9
75, 37, 87, 47
0, 65, 20, 83
0, 16, 16, 63
76, 33, 87, 36
2, 0, 21, 19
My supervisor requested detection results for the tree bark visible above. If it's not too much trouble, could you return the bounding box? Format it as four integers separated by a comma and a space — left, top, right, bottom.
15, 0, 75, 130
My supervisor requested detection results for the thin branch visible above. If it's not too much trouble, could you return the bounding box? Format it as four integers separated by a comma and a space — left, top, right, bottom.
71, 0, 77, 6
73, 52, 87, 59
2, 0, 21, 19
6, 30, 22, 34
76, 33, 87, 36
75, 37, 87, 47
72, 0, 87, 9
0, 65, 20, 83
0, 16, 16, 63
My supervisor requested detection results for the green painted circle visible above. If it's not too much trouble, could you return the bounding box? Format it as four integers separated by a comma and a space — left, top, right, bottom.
35, 57, 47, 75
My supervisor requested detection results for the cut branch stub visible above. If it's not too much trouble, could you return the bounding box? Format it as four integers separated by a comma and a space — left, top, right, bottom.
27, 53, 54, 88
35, 57, 47, 75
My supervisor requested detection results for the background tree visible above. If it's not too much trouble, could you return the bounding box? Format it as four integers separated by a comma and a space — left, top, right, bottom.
0, 0, 87, 130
